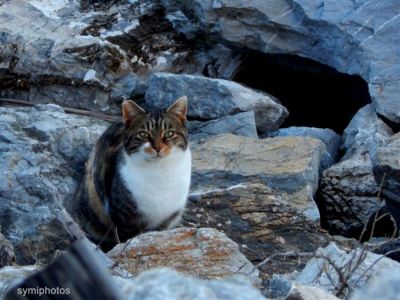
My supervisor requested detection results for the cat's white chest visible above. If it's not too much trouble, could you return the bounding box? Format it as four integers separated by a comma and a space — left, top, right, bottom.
119, 147, 191, 228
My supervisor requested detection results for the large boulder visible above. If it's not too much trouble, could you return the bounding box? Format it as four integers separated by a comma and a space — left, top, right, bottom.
115, 268, 266, 300
164, 0, 400, 125
0, 0, 241, 112
266, 126, 341, 170
372, 132, 400, 229
341, 104, 393, 160
191, 134, 326, 198
0, 104, 107, 263
317, 152, 382, 237
188, 111, 258, 140
183, 182, 328, 276
107, 227, 261, 286
145, 72, 289, 132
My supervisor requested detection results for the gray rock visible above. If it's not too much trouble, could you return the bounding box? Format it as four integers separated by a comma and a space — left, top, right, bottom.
296, 242, 400, 297
115, 268, 266, 300
191, 134, 326, 197
145, 72, 288, 132
183, 182, 328, 275
167, 0, 400, 124
350, 271, 400, 300
108, 227, 261, 286
0, 232, 15, 267
342, 105, 393, 160
267, 127, 341, 170
0, 104, 107, 263
188, 111, 258, 140
0, 265, 39, 298
285, 283, 341, 300
372, 132, 400, 229
317, 152, 381, 237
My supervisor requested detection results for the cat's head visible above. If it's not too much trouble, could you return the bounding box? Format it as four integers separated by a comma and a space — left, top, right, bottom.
121, 96, 189, 159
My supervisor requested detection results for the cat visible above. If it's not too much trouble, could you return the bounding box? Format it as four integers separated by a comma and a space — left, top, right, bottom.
69, 96, 191, 250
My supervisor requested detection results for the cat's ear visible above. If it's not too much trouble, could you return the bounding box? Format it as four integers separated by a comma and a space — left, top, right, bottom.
167, 96, 188, 123
122, 100, 145, 126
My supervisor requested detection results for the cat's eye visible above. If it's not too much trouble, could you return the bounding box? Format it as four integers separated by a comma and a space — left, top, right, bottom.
138, 131, 150, 139
164, 131, 174, 139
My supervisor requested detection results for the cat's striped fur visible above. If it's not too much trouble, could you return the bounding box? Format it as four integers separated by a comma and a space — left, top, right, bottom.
70, 97, 191, 250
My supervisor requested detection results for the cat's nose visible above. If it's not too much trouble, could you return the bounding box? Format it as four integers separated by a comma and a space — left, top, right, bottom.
153, 146, 161, 153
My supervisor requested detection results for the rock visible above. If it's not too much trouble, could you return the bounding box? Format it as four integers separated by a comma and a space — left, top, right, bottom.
188, 111, 258, 140
107, 227, 261, 287
0, 0, 242, 112
145, 72, 288, 132
0, 232, 15, 267
266, 127, 341, 170
341, 105, 393, 160
0, 265, 39, 298
183, 182, 328, 277
296, 242, 400, 297
115, 268, 266, 300
167, 0, 400, 124
317, 152, 382, 237
285, 283, 341, 300
350, 270, 400, 300
372, 132, 400, 229
0, 104, 107, 263
191, 134, 326, 197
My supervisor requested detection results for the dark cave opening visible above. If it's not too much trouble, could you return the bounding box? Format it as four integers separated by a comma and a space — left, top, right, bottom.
232, 53, 372, 134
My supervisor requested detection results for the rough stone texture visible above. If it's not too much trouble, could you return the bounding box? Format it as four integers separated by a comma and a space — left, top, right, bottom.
0, 104, 107, 263
350, 271, 400, 300
145, 72, 288, 132
317, 152, 382, 237
191, 134, 326, 197
166, 0, 400, 124
0, 265, 39, 297
188, 111, 258, 140
0, 0, 241, 112
107, 227, 260, 286
372, 132, 400, 229
183, 183, 328, 277
285, 283, 340, 300
115, 268, 266, 300
296, 242, 400, 297
0, 232, 15, 267
341, 104, 393, 160
266, 126, 341, 170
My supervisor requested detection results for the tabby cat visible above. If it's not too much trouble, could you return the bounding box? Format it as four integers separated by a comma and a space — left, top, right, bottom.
71, 96, 191, 249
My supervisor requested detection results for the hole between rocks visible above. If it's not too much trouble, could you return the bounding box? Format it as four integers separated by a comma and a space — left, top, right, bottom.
232, 53, 371, 134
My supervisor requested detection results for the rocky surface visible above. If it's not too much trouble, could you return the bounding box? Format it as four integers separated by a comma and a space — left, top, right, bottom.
183, 182, 327, 276
188, 111, 258, 140
165, 0, 400, 124
0, 104, 107, 263
317, 152, 382, 237
107, 227, 261, 286
1, 1, 400, 299
115, 268, 266, 300
0, 232, 15, 268
0, 265, 39, 296
285, 283, 341, 300
0, 0, 240, 113
191, 134, 326, 198
296, 243, 400, 297
350, 271, 400, 300
266, 242, 400, 299
145, 72, 288, 133
372, 132, 400, 229
341, 105, 393, 160
266, 127, 341, 170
